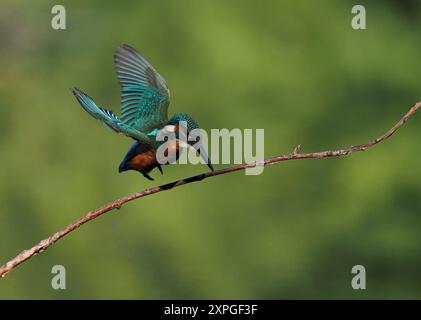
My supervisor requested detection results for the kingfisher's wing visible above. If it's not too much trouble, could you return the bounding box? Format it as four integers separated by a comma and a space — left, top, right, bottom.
114, 44, 170, 133
72, 88, 154, 145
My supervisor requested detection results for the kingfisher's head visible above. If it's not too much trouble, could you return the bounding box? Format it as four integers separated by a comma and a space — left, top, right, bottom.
158, 113, 214, 171
164, 113, 199, 137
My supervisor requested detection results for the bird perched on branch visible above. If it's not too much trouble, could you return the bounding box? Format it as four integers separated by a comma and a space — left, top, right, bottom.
72, 44, 214, 180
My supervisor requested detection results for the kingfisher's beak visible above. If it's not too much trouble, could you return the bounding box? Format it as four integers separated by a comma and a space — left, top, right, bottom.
193, 144, 214, 172
180, 140, 214, 171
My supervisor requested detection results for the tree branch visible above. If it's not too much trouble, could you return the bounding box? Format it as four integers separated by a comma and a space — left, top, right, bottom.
1, 102, 420, 278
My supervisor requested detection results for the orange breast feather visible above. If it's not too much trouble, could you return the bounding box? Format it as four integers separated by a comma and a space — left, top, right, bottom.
128, 149, 156, 171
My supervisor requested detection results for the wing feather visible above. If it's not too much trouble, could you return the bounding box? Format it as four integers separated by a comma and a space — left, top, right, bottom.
114, 45, 170, 133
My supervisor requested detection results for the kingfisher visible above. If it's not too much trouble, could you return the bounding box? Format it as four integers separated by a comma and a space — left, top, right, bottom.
72, 44, 214, 180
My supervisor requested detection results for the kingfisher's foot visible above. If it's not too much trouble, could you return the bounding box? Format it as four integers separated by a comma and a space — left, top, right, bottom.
141, 172, 154, 181
157, 165, 163, 175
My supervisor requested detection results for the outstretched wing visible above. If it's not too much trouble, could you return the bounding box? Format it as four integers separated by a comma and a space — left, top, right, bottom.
114, 44, 170, 133
72, 88, 154, 145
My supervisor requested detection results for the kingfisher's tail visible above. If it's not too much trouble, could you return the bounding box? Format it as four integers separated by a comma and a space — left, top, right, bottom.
71, 87, 154, 145
72, 88, 100, 116
71, 87, 123, 133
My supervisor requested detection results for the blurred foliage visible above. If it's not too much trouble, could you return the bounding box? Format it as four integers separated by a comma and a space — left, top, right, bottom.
0, 0, 420, 299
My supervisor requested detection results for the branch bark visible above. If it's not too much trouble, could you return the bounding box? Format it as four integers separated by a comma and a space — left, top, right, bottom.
1, 102, 420, 278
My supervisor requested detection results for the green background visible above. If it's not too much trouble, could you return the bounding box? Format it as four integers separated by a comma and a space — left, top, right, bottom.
0, 0, 420, 299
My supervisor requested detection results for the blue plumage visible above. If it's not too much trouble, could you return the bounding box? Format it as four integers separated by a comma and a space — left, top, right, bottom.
72, 44, 214, 181
118, 141, 140, 173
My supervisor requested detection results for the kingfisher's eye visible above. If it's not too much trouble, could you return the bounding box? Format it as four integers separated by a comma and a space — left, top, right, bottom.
194, 136, 200, 143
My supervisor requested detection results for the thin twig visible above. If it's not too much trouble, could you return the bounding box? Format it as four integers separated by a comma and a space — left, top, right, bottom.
1, 102, 420, 278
